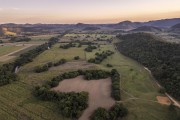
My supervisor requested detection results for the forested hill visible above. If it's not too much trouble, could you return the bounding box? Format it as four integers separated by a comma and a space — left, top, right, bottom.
116, 33, 180, 100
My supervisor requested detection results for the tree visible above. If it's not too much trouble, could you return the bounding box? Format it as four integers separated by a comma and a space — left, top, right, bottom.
74, 56, 80, 60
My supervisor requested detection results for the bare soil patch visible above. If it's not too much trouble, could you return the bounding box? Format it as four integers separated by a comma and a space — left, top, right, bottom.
156, 96, 171, 105
52, 76, 115, 120
50, 61, 97, 71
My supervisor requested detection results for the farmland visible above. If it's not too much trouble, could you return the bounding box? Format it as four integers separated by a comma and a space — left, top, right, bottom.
0, 45, 23, 57
0, 33, 179, 120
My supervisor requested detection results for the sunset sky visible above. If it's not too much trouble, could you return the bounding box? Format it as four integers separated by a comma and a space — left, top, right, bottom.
0, 0, 180, 24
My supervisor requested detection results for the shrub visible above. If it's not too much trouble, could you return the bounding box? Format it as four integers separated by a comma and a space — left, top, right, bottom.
107, 64, 113, 67
88, 50, 114, 64
91, 103, 128, 120
74, 56, 80, 60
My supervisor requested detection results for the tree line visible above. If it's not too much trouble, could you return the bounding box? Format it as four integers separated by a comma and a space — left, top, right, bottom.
90, 103, 128, 120
116, 33, 180, 100
10, 36, 31, 42
60, 42, 76, 49
33, 69, 121, 119
84, 45, 97, 52
33, 86, 88, 118
34, 59, 67, 73
0, 33, 66, 86
88, 50, 114, 64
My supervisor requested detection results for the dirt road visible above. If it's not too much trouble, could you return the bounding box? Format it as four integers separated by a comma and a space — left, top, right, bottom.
144, 67, 180, 108
0, 43, 40, 62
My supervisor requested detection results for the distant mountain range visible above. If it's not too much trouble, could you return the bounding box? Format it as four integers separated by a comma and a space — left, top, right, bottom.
130, 26, 162, 32
0, 18, 180, 35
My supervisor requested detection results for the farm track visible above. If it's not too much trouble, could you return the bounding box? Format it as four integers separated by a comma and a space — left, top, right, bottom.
0, 43, 40, 62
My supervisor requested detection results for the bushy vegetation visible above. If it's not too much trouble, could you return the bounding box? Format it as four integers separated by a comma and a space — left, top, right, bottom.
60, 42, 76, 49
10, 36, 31, 42
33, 86, 88, 118
34, 59, 67, 73
0, 40, 3, 43
107, 64, 113, 67
48, 70, 110, 87
15, 37, 59, 66
0, 63, 18, 86
111, 69, 121, 100
116, 33, 180, 100
84, 45, 97, 52
53, 58, 67, 66
74, 56, 80, 60
84, 70, 109, 80
33, 69, 121, 118
90, 103, 128, 120
88, 50, 114, 64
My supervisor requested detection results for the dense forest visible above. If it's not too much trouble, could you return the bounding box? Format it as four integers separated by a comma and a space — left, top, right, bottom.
116, 33, 180, 100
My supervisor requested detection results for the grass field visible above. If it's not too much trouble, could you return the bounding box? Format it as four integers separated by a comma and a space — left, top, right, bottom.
0, 45, 24, 57
10, 45, 38, 56
0, 36, 179, 120
30, 34, 59, 42
85, 44, 178, 120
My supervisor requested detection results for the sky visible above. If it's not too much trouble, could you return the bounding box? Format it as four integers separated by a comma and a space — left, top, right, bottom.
0, 0, 180, 24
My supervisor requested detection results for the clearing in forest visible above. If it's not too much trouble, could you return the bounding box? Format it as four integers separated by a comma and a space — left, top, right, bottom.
156, 96, 171, 105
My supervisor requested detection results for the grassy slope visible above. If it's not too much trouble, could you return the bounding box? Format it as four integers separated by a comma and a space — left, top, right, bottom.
0, 38, 178, 120
0, 46, 24, 56
86, 44, 177, 120
0, 43, 86, 120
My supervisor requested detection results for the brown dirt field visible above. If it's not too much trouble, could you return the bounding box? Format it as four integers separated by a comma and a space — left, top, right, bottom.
52, 76, 115, 120
156, 96, 171, 105
50, 61, 97, 71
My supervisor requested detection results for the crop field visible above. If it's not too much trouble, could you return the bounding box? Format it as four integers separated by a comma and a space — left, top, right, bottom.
0, 34, 179, 120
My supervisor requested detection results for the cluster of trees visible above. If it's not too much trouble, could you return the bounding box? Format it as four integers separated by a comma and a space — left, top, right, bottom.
14, 37, 59, 66
0, 35, 62, 86
84, 45, 97, 52
34, 59, 66, 73
48, 70, 110, 87
10, 36, 31, 42
53, 58, 66, 66
74, 56, 80, 60
33, 86, 88, 118
111, 69, 121, 100
107, 64, 113, 67
90, 103, 128, 120
84, 70, 109, 80
0, 63, 17, 86
116, 33, 180, 100
33, 69, 121, 118
0, 40, 3, 43
88, 50, 114, 64
60, 42, 76, 49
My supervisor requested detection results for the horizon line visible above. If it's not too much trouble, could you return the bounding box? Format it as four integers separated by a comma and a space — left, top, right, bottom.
0, 17, 180, 25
